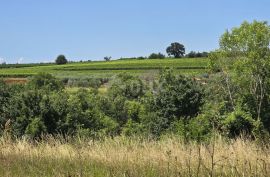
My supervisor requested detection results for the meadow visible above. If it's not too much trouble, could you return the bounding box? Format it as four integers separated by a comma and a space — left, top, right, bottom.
0, 136, 269, 177
0, 58, 208, 79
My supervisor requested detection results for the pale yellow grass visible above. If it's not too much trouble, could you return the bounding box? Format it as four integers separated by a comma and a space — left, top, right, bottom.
0, 136, 269, 176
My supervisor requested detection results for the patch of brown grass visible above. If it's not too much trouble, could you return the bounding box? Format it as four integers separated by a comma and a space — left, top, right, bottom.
3, 78, 28, 84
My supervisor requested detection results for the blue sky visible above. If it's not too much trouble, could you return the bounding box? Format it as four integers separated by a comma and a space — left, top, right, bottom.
0, 0, 270, 63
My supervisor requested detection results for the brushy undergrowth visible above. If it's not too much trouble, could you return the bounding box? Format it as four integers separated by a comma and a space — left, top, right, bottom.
0, 135, 269, 177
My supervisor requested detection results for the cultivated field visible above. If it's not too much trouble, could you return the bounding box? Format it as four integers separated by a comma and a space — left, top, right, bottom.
0, 58, 208, 79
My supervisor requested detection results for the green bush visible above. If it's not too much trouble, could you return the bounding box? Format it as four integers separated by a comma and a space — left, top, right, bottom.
148, 53, 165, 59
122, 119, 144, 136
109, 73, 145, 100
169, 114, 213, 142
28, 73, 64, 91
0, 80, 10, 125
141, 112, 167, 137
25, 117, 46, 138
5, 66, 270, 141
151, 69, 204, 125
223, 108, 255, 138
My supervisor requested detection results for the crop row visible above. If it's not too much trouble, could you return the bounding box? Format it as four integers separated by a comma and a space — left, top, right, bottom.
0, 58, 209, 78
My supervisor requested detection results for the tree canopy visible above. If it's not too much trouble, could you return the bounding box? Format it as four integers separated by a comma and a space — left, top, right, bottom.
166, 42, 185, 58
55, 55, 68, 65
209, 20, 270, 135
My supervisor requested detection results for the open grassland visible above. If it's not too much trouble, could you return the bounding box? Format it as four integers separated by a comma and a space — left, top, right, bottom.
0, 58, 209, 79
0, 136, 269, 177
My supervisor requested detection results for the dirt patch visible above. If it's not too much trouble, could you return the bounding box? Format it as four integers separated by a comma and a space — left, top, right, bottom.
3, 78, 28, 84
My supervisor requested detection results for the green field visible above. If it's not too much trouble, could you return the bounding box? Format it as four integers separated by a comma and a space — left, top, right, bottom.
0, 58, 209, 79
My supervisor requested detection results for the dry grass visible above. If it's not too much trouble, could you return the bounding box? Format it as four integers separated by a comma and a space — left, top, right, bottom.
0, 136, 269, 177
3, 78, 28, 84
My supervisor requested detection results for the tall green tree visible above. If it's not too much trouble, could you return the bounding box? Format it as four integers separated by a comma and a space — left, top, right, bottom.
166, 42, 185, 58
209, 20, 270, 133
55, 55, 68, 65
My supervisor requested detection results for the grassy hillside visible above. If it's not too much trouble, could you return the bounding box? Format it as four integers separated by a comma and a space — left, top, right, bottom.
0, 58, 209, 78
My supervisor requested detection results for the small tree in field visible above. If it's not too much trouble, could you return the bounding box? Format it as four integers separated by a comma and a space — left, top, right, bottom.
166, 42, 185, 58
104, 56, 112, 61
55, 55, 68, 65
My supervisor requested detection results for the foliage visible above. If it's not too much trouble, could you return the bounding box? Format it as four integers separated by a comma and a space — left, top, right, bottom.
25, 117, 46, 138
153, 69, 204, 119
223, 108, 255, 138
104, 56, 112, 61
109, 73, 145, 100
28, 72, 64, 91
208, 20, 270, 137
166, 42, 185, 58
1, 20, 270, 141
148, 53, 165, 59
169, 117, 212, 142
141, 69, 205, 136
66, 89, 118, 137
55, 55, 68, 65
186, 51, 208, 58
66, 77, 106, 89
122, 119, 144, 136
0, 70, 207, 139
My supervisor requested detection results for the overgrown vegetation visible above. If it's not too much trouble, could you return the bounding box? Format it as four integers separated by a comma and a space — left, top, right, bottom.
0, 136, 270, 177
0, 69, 205, 139
0, 20, 270, 176
0, 21, 270, 140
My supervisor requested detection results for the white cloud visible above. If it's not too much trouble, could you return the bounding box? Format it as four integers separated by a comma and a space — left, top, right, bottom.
0, 57, 6, 64
42, 59, 54, 63
17, 57, 24, 64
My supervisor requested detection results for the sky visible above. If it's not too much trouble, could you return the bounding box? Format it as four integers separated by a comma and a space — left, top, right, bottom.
0, 0, 270, 64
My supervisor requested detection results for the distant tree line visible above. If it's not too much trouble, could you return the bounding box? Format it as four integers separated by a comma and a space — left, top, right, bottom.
147, 42, 208, 59
2, 46, 208, 67
185, 51, 209, 58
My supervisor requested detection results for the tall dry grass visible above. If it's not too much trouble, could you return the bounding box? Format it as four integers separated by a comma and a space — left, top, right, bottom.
0, 135, 269, 177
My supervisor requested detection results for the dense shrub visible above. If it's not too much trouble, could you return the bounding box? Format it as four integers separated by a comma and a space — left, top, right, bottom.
109, 73, 145, 100
65, 89, 118, 137
141, 69, 205, 136
0, 80, 12, 134
148, 53, 165, 59
28, 73, 64, 91
152, 69, 204, 119
186, 51, 208, 58
2, 65, 269, 140
223, 108, 255, 138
